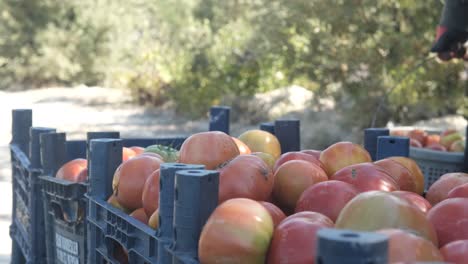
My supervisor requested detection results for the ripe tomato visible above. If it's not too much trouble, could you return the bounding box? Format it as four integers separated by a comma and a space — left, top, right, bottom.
447, 182, 468, 199
377, 229, 443, 262
179, 131, 240, 170
141, 169, 160, 217
299, 149, 321, 159
114, 155, 163, 211
319, 141, 372, 176
267, 212, 334, 264
336, 191, 438, 246
440, 240, 468, 264
424, 134, 441, 147
374, 158, 416, 193
391, 191, 432, 214
427, 198, 468, 247
251, 152, 276, 170
129, 146, 145, 155
129, 208, 148, 224
388, 157, 425, 195
231, 137, 251, 154
198, 198, 274, 264
331, 163, 399, 193
273, 151, 325, 173
218, 154, 273, 204
273, 160, 328, 214
295, 180, 358, 222
56, 158, 88, 182
408, 129, 427, 145
260, 201, 286, 228
122, 147, 137, 162
238, 130, 282, 159
426, 172, 468, 205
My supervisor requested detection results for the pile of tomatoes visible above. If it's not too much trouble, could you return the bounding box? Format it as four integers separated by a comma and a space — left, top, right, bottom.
56, 129, 468, 264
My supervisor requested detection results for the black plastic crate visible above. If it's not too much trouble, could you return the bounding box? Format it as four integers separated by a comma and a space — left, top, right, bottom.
9, 109, 57, 264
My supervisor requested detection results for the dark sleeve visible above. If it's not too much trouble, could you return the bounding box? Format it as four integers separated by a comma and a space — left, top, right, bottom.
439, 0, 468, 32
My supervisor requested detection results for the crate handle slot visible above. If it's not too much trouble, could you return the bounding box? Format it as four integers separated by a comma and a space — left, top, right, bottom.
50, 201, 84, 224
105, 237, 129, 264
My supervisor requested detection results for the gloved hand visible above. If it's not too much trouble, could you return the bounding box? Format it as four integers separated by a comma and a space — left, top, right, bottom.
431, 0, 468, 61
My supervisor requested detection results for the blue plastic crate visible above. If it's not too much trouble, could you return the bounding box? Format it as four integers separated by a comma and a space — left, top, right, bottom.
41, 177, 88, 264
10, 106, 229, 264
86, 141, 219, 264
86, 139, 207, 264
10, 109, 56, 264
40, 132, 187, 264
39, 132, 111, 264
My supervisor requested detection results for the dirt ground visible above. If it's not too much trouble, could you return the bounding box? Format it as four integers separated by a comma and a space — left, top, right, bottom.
0, 86, 465, 263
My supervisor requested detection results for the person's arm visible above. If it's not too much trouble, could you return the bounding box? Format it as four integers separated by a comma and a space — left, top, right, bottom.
431, 0, 468, 61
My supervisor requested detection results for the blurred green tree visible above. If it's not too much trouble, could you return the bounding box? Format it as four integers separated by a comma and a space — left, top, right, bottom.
0, 0, 465, 125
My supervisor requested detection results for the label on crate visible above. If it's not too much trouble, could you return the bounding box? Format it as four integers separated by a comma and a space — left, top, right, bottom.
15, 192, 30, 234
55, 233, 79, 264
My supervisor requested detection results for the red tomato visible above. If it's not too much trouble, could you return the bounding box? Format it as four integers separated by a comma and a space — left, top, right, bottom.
217, 154, 273, 204
141, 169, 160, 217
447, 183, 468, 199
273, 151, 325, 173
391, 191, 432, 214
237, 130, 281, 160
410, 138, 423, 148
388, 157, 425, 195
330, 163, 399, 193
440, 240, 468, 264
319, 141, 372, 176
286, 211, 334, 226
426, 143, 447, 152
426, 172, 468, 205
424, 134, 441, 147
251, 152, 276, 170
295, 180, 358, 222
122, 147, 137, 162
148, 209, 159, 230
300, 149, 321, 160
56, 158, 88, 182
377, 229, 443, 262
231, 137, 252, 155
114, 155, 163, 211
267, 212, 334, 264
198, 198, 274, 264
273, 160, 328, 214
374, 158, 417, 193
129, 208, 148, 224
427, 198, 468, 247
409, 129, 427, 145
260, 201, 286, 229
129, 146, 145, 156
336, 191, 438, 246
179, 131, 240, 170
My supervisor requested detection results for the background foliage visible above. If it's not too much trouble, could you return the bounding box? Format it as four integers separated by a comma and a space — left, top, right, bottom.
0, 0, 466, 127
